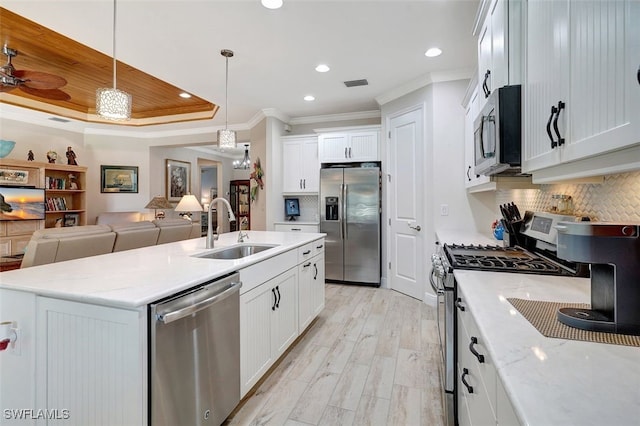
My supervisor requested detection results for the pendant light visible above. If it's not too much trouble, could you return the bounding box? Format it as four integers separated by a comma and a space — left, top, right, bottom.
241, 144, 251, 169
217, 49, 236, 149
96, 0, 132, 120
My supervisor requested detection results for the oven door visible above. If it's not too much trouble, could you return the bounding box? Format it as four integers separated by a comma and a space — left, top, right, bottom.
430, 265, 455, 426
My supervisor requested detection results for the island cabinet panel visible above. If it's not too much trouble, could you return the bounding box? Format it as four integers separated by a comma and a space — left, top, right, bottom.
240, 267, 299, 397
299, 251, 326, 330
35, 297, 145, 425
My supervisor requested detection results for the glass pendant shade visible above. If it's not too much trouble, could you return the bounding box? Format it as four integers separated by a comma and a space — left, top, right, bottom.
96, 87, 131, 120
217, 129, 236, 149
96, 0, 131, 121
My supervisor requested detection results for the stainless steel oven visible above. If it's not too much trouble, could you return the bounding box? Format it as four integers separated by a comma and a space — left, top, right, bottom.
430, 242, 456, 426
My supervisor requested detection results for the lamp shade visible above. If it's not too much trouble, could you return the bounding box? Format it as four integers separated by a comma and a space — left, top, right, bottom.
175, 194, 203, 212
145, 196, 173, 210
217, 129, 236, 149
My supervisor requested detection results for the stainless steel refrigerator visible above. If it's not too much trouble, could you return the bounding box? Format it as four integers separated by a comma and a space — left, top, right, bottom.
320, 163, 381, 286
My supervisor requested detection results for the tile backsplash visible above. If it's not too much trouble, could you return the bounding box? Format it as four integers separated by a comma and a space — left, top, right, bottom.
497, 171, 640, 222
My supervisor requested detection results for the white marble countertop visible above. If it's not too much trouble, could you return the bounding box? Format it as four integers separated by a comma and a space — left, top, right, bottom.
273, 221, 320, 225
455, 269, 640, 426
0, 231, 324, 309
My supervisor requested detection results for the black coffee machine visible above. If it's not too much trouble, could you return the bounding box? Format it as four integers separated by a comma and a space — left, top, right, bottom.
556, 222, 640, 335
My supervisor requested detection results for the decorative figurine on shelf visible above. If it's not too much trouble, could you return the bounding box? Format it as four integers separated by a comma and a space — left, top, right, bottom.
66, 146, 77, 165
249, 157, 264, 202
54, 217, 63, 228
27, 150, 34, 161
46, 150, 57, 164
68, 174, 79, 190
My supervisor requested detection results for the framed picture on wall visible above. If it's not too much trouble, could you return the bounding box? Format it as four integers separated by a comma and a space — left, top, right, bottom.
100, 165, 139, 193
166, 159, 191, 202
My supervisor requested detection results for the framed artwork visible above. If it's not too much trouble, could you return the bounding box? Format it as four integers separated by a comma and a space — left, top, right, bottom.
100, 165, 139, 193
0, 168, 29, 185
166, 159, 191, 202
63, 213, 79, 227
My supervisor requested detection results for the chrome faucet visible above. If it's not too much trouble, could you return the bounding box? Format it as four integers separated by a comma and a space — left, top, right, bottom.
207, 198, 236, 249
237, 217, 249, 243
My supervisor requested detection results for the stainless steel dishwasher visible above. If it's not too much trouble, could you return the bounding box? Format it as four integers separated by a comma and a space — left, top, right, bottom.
149, 272, 241, 425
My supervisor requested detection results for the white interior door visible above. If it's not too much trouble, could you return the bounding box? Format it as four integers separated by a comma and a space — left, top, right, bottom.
388, 108, 424, 300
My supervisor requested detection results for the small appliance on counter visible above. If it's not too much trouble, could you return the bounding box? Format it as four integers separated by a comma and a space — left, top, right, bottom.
556, 222, 640, 335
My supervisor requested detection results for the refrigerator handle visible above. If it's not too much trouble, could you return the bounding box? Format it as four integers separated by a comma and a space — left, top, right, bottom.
343, 184, 348, 239
339, 184, 344, 240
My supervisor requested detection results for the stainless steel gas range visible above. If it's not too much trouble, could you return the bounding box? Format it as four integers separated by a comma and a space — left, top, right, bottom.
430, 211, 588, 426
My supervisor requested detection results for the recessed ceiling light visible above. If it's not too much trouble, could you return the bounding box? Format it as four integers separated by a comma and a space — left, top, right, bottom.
179, 92, 192, 99
261, 0, 283, 9
304, 95, 315, 101
315, 64, 330, 73
425, 47, 442, 58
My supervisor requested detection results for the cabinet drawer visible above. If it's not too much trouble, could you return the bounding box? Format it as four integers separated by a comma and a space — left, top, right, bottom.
312, 238, 325, 256
297, 243, 314, 263
457, 297, 496, 421
274, 224, 319, 233
7, 220, 39, 236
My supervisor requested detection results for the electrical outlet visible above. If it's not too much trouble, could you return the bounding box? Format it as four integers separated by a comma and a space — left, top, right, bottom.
440, 204, 449, 216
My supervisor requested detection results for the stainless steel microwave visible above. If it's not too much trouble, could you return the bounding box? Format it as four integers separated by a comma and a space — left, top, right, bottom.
474, 85, 522, 176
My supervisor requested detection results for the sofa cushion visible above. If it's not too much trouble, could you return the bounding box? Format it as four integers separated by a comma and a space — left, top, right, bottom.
153, 219, 194, 244
32, 224, 113, 239
110, 221, 160, 252
55, 233, 117, 262
96, 211, 143, 225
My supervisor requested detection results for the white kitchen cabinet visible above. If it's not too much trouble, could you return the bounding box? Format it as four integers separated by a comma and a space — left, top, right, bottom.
523, 0, 640, 175
457, 291, 521, 426
282, 135, 319, 194
298, 242, 325, 331
318, 128, 379, 163
475, 0, 522, 109
240, 267, 298, 396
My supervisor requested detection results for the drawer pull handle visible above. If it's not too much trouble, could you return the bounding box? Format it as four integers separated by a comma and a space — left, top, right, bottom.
316, 245, 324, 249
292, 228, 302, 231
303, 250, 311, 255
469, 336, 485, 363
303, 262, 312, 268
461, 368, 474, 394
455, 298, 465, 311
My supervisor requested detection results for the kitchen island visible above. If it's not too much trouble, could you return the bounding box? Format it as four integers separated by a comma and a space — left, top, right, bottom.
454, 269, 640, 426
0, 231, 325, 425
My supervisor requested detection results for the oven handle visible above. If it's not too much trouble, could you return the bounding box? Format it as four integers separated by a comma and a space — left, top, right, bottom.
429, 267, 444, 295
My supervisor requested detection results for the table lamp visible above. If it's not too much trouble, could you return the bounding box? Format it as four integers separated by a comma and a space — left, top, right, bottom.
145, 196, 173, 219
175, 194, 203, 220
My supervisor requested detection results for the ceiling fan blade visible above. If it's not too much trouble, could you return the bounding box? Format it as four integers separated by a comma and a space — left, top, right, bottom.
0, 85, 17, 93
13, 70, 67, 90
19, 85, 71, 101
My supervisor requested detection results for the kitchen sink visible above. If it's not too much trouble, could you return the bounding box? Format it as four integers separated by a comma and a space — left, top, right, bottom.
195, 244, 278, 260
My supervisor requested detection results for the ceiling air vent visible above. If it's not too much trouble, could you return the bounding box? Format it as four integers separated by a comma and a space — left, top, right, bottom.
48, 117, 71, 123
344, 79, 368, 88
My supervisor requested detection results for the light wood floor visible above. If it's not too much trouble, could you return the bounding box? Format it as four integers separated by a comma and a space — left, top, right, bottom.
226, 283, 445, 426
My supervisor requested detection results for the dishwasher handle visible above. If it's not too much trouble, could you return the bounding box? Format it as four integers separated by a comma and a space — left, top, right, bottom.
157, 281, 242, 324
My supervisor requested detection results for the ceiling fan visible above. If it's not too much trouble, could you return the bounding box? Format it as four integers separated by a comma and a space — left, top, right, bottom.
0, 44, 71, 101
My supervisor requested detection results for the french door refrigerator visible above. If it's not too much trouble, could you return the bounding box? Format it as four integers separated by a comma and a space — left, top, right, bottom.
320, 163, 381, 286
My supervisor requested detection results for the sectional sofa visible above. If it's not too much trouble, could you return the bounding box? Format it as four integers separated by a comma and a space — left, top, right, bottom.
20, 216, 200, 268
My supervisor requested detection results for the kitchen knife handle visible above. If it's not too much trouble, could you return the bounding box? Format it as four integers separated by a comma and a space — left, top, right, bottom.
469, 337, 485, 363
553, 101, 566, 146
547, 105, 558, 148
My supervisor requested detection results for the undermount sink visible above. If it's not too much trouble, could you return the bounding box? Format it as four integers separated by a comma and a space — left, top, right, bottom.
195, 244, 278, 260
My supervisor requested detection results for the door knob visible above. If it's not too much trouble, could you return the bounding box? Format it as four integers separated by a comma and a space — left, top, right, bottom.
408, 223, 421, 232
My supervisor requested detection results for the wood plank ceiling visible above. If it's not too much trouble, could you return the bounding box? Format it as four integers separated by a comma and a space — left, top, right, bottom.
0, 7, 217, 126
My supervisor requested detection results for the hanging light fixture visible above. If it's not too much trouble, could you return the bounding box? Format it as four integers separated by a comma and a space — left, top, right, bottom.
96, 0, 132, 120
217, 49, 236, 149
233, 144, 251, 170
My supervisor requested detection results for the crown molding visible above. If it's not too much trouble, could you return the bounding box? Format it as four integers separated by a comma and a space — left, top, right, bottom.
375, 68, 474, 106
289, 110, 381, 125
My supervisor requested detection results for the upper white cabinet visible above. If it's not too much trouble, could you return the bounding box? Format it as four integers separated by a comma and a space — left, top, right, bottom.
475, 0, 522, 108
282, 135, 319, 194
318, 127, 380, 163
523, 0, 640, 175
